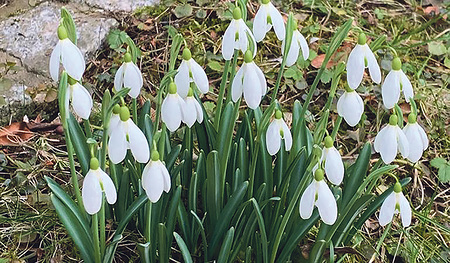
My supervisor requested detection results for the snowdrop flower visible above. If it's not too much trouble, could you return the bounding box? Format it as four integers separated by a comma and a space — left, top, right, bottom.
346, 33, 381, 90
231, 50, 267, 109
319, 136, 344, 185
337, 86, 364, 127
183, 88, 203, 128
174, 48, 209, 98
253, 0, 285, 42
82, 157, 117, 215
162, 82, 186, 132
379, 182, 411, 227
266, 110, 292, 155
108, 106, 149, 164
142, 151, 171, 203
114, 53, 143, 98
66, 77, 92, 120
222, 7, 257, 60
374, 115, 409, 164
108, 104, 121, 135
403, 114, 428, 163
299, 169, 337, 225
282, 23, 309, 67
381, 57, 414, 109
49, 25, 85, 82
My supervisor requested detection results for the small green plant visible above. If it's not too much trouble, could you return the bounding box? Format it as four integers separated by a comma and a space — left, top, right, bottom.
45, 3, 429, 263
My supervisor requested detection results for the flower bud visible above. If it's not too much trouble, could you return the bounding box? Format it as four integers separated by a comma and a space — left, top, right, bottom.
151, 150, 160, 161
392, 57, 402, 71
57, 25, 68, 40
233, 7, 242, 20
168, 82, 177, 94
357, 33, 366, 45
389, 114, 398, 126
314, 168, 325, 181
120, 106, 130, 121
124, 53, 132, 63
244, 50, 253, 63
113, 104, 121, 114
393, 181, 402, 193
182, 48, 192, 61
68, 76, 77, 85
407, 113, 416, 124
262, 0, 270, 4
324, 135, 333, 148
275, 110, 282, 119
90, 157, 99, 170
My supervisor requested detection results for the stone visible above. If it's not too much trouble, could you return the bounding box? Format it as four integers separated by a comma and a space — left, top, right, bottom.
73, 0, 157, 13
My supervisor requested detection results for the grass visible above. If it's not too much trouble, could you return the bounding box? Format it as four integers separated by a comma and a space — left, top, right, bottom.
0, 0, 449, 262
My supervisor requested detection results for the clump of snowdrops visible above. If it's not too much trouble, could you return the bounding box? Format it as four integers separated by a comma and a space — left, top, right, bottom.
46, 3, 427, 262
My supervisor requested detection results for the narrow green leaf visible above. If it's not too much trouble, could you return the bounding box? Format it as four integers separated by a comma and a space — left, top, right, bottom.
169, 34, 184, 71
217, 227, 235, 263
250, 199, 268, 263
173, 232, 193, 263
67, 114, 90, 175
206, 151, 222, 225
191, 211, 208, 262
159, 224, 168, 263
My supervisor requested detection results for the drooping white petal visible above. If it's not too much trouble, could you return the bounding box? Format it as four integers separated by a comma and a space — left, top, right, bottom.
108, 123, 128, 164
346, 44, 365, 90
82, 170, 102, 215
403, 124, 422, 162
243, 65, 263, 109
268, 3, 285, 41
123, 62, 143, 98
60, 39, 85, 81
49, 42, 62, 81
190, 59, 209, 94
399, 71, 414, 103
71, 83, 92, 120
337, 91, 364, 127
396, 126, 409, 159
142, 162, 165, 203
381, 71, 401, 109
324, 147, 344, 185
285, 35, 300, 67
127, 120, 150, 163
108, 114, 120, 135
253, 5, 268, 42
99, 169, 117, 205
417, 124, 429, 150
174, 61, 190, 98
231, 66, 245, 102
182, 97, 198, 128
379, 192, 396, 226
253, 62, 267, 96
159, 162, 171, 192
194, 98, 203, 124
222, 20, 237, 60
280, 120, 292, 151
295, 30, 309, 62
316, 180, 337, 225
114, 64, 125, 91
238, 23, 250, 55
266, 120, 281, 156
162, 94, 183, 132
398, 192, 412, 227
374, 125, 397, 164
299, 181, 316, 220
363, 44, 381, 84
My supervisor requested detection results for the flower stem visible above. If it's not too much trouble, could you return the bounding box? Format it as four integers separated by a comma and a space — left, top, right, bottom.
145, 201, 153, 242
83, 119, 93, 138
225, 50, 239, 105
92, 213, 101, 263
270, 57, 287, 101
64, 129, 85, 212
214, 59, 231, 130
99, 198, 106, 257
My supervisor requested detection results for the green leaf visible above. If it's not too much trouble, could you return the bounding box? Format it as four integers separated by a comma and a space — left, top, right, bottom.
428, 41, 447, 56
174, 4, 193, 18
217, 227, 235, 263
67, 114, 90, 175
320, 68, 333, 84
50, 194, 94, 262
61, 8, 77, 45
196, 9, 207, 19
431, 157, 450, 183
250, 199, 268, 263
208, 60, 223, 72
173, 232, 193, 263
159, 224, 168, 263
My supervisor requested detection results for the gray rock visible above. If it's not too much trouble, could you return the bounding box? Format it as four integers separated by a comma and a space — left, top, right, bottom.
0, 1, 117, 81
73, 0, 157, 12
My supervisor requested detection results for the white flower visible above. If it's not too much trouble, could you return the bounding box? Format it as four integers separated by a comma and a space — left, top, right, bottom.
282, 29, 309, 67
374, 115, 409, 164
379, 182, 411, 227
66, 78, 92, 120
82, 158, 117, 215
266, 110, 292, 155
253, 0, 285, 42
231, 51, 267, 109
319, 136, 344, 185
174, 48, 209, 98
182, 89, 203, 128
49, 25, 85, 82
161, 82, 187, 132
299, 169, 337, 225
142, 151, 171, 203
381, 57, 414, 109
337, 89, 364, 127
403, 114, 428, 163
114, 53, 143, 98
108, 105, 121, 135
346, 33, 381, 90
222, 7, 257, 61
108, 106, 149, 164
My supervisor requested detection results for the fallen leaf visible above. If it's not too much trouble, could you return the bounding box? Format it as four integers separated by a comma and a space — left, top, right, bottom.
0, 122, 34, 146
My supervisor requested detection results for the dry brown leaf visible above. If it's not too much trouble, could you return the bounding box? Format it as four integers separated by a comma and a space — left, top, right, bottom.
0, 122, 34, 146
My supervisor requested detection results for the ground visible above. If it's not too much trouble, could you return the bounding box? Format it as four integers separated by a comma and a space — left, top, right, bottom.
0, 0, 449, 262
